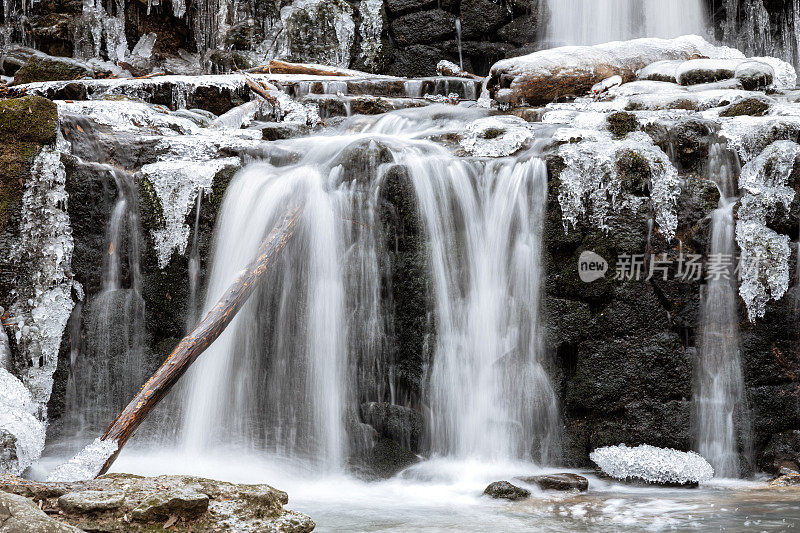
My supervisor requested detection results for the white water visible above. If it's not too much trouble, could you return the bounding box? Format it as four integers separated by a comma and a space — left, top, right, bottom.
540, 0, 708, 47
693, 142, 749, 478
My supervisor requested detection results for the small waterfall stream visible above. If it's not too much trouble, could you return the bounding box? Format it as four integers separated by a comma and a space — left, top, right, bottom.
693, 142, 749, 478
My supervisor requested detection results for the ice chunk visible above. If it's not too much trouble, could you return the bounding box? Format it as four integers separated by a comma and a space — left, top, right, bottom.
459, 116, 532, 157
735, 140, 800, 320
750, 56, 797, 89
46, 438, 118, 482
0, 368, 46, 475
734, 60, 774, 90
590, 444, 714, 485
359, 0, 383, 70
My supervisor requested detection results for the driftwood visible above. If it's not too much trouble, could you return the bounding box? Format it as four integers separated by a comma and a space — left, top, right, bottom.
96, 204, 303, 476
247, 59, 349, 77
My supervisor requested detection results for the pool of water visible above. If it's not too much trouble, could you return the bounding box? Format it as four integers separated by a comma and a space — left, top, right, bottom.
48, 449, 794, 532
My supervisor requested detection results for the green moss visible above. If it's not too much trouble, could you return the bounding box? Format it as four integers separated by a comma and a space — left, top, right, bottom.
137, 176, 166, 231
482, 127, 505, 140
667, 98, 700, 111
616, 150, 651, 196
606, 111, 638, 138
719, 97, 771, 118
11, 56, 92, 85
0, 96, 58, 231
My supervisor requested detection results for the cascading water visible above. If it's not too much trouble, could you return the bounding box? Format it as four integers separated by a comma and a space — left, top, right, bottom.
178, 107, 560, 470
539, 0, 708, 46
693, 141, 749, 478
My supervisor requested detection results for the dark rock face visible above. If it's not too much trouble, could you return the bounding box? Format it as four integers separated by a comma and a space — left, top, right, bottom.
364, 438, 421, 478
517, 473, 589, 491
760, 430, 800, 474
483, 481, 530, 500
361, 402, 424, 452
391, 10, 456, 46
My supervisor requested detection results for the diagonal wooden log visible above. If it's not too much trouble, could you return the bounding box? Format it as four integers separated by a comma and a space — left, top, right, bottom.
95, 204, 303, 476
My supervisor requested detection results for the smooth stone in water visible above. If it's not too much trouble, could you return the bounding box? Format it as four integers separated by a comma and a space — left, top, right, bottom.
517, 473, 589, 492
483, 481, 530, 500
58, 490, 125, 513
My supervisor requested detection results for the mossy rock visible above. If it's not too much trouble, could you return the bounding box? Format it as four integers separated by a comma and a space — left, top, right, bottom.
11, 56, 93, 86
616, 149, 651, 196
606, 111, 638, 138
0, 96, 58, 231
719, 97, 771, 118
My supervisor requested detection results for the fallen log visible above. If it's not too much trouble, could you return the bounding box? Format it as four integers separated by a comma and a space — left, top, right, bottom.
91, 204, 302, 476
486, 35, 744, 107
247, 59, 349, 77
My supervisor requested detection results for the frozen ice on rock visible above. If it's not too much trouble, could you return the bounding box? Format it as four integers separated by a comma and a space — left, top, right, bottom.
750, 56, 797, 89
47, 438, 119, 482
141, 158, 241, 268
636, 60, 684, 83
590, 444, 714, 485
9, 144, 74, 416
459, 116, 532, 157
735, 141, 800, 320
590, 75, 622, 97
557, 132, 680, 239
0, 368, 46, 475
676, 58, 741, 86
358, 0, 384, 69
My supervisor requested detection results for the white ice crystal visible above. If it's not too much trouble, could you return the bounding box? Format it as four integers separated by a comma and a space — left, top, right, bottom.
9, 143, 74, 416
735, 141, 800, 320
46, 438, 118, 482
719, 115, 800, 163
358, 0, 383, 69
590, 444, 714, 485
459, 116, 532, 157
557, 132, 681, 239
141, 157, 241, 268
0, 368, 46, 475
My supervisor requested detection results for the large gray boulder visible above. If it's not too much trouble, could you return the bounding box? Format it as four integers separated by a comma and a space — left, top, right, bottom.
0, 490, 80, 532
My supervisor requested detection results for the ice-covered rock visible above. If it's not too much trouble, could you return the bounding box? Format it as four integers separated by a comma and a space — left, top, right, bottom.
590, 444, 714, 485
750, 56, 797, 89
141, 157, 241, 268
636, 60, 684, 83
0, 368, 46, 475
676, 58, 741, 86
459, 116, 532, 157
358, 0, 384, 70
734, 60, 774, 91
46, 438, 118, 482
281, 0, 355, 68
8, 143, 74, 416
719, 115, 800, 163
590, 75, 623, 97
487, 35, 744, 106
735, 140, 800, 320
557, 132, 681, 239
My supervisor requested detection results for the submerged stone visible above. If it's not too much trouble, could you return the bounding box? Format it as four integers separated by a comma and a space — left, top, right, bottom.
517, 473, 589, 491
483, 481, 530, 500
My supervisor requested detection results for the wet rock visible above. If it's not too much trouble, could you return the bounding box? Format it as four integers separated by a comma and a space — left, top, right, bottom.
718, 96, 771, 117
606, 111, 638, 138
517, 473, 589, 491
361, 402, 424, 452
0, 490, 80, 532
388, 44, 444, 77
57, 490, 125, 513
760, 430, 800, 475
460, 0, 509, 38
385, 0, 436, 14
644, 117, 714, 171
11, 56, 93, 86
390, 10, 455, 46
366, 438, 420, 478
261, 122, 311, 141
497, 16, 538, 47
770, 473, 800, 486
130, 487, 209, 521
483, 481, 530, 500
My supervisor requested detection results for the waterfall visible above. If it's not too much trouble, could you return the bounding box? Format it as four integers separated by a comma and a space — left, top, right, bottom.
539, 0, 708, 47
693, 142, 749, 478
178, 107, 559, 468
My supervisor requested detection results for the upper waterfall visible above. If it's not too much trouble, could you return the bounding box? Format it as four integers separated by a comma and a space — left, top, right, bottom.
539, 0, 709, 47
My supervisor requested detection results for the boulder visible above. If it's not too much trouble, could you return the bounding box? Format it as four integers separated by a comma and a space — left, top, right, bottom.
676, 58, 740, 86
483, 481, 530, 500
459, 0, 509, 38
718, 96, 772, 117
390, 10, 455, 46
360, 402, 424, 452
130, 487, 209, 521
0, 490, 80, 532
385, 0, 436, 15
760, 430, 800, 475
487, 35, 743, 106
57, 490, 125, 513
735, 60, 775, 90
365, 438, 420, 478
497, 16, 538, 47
11, 56, 94, 86
590, 444, 714, 487
636, 60, 683, 83
517, 473, 589, 491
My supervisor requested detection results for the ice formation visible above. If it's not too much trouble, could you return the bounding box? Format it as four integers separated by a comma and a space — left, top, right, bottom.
282, 0, 355, 68
8, 144, 74, 415
46, 438, 119, 482
358, 0, 384, 69
0, 368, 46, 475
459, 116, 533, 157
735, 141, 800, 320
590, 444, 714, 485
141, 158, 241, 268
720, 116, 800, 162
557, 132, 681, 239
